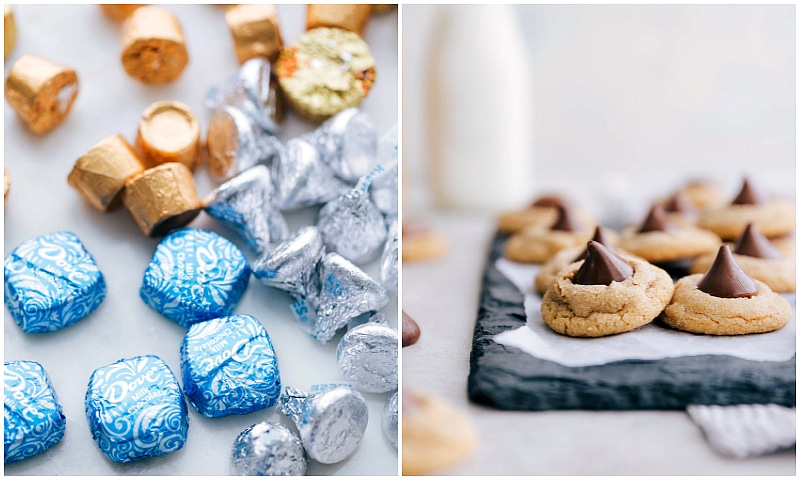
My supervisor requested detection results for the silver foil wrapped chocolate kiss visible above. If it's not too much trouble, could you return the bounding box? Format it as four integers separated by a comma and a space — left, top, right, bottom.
271, 137, 350, 211
336, 320, 398, 393
369, 125, 398, 218
252, 226, 325, 304
203, 165, 289, 254
205, 106, 282, 181
231, 422, 307, 476
380, 219, 398, 293
382, 391, 398, 449
278, 386, 368, 464
304, 107, 377, 183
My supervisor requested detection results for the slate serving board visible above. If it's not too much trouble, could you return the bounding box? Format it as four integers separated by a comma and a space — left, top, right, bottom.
467, 232, 796, 411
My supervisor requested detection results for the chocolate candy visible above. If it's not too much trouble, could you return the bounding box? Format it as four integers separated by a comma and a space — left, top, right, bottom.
697, 245, 758, 298
336, 321, 398, 393
731, 178, 766, 205
140, 228, 251, 327
225, 4, 283, 64
734, 223, 781, 259
382, 391, 398, 448
5, 231, 106, 333
551, 204, 583, 232
380, 220, 398, 293
664, 191, 697, 214
306, 107, 378, 183
276, 27, 376, 122
4, 5, 16, 59
206, 58, 284, 137
5, 54, 78, 134
181, 315, 280, 418
369, 126, 399, 217
573, 226, 614, 262
252, 226, 325, 303
121, 6, 188, 83
402, 311, 421, 347
203, 165, 289, 254
137, 100, 202, 171
317, 166, 388, 264
85, 355, 189, 463
231, 422, 307, 476
638, 204, 674, 233
68, 134, 146, 212
278, 386, 368, 464
4, 361, 66, 463
205, 105, 280, 181
572, 241, 633, 286
306, 4, 372, 35
122, 162, 201, 237
272, 137, 350, 210
313, 252, 389, 343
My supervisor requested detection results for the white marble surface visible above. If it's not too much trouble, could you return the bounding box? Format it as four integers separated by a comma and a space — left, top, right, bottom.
3, 4, 398, 475
401, 213, 795, 476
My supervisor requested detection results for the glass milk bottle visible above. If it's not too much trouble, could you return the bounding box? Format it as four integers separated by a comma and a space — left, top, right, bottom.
427, 5, 533, 212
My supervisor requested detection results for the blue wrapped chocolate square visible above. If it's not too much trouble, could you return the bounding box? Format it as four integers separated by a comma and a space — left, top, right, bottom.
84, 355, 189, 463
4, 231, 106, 333
4, 361, 66, 463
140, 228, 251, 328
181, 314, 281, 418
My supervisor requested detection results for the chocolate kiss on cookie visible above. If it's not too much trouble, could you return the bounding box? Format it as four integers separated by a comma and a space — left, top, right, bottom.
573, 241, 633, 286
697, 245, 757, 298
664, 191, 697, 214
731, 178, 766, 205
733, 223, 781, 259
638, 205, 674, 233
551, 204, 583, 232
573, 226, 614, 262
402, 311, 421, 347
531, 195, 564, 208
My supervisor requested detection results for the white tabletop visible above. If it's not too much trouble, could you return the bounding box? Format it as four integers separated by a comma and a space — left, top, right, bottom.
4, 4, 397, 475
401, 212, 795, 476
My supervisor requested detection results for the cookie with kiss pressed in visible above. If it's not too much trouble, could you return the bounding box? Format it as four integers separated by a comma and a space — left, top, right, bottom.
540, 241, 674, 337
663, 245, 792, 335
402, 220, 448, 262
505, 203, 594, 264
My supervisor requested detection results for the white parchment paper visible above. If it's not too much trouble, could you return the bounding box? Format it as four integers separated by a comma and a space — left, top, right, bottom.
493, 258, 796, 368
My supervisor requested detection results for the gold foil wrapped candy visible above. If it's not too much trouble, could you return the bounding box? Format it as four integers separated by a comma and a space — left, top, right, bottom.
225, 4, 283, 64
306, 4, 372, 36
4, 167, 9, 198
99, 4, 143, 22
136, 100, 202, 171
68, 134, 146, 212
4, 54, 79, 134
5, 5, 16, 59
123, 163, 201, 237
120, 6, 189, 83
276, 27, 376, 122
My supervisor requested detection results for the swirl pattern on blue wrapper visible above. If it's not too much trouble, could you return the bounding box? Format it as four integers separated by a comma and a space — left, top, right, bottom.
140, 228, 251, 328
84, 355, 189, 463
4, 361, 66, 463
4, 231, 106, 333
181, 315, 281, 418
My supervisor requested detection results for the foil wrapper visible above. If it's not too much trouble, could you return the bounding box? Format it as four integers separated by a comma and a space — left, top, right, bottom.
68, 134, 146, 212
382, 391, 398, 449
85, 355, 189, 463
4, 231, 106, 333
231, 422, 306, 476
336, 322, 398, 393
181, 315, 280, 418
305, 108, 377, 183
369, 125, 399, 217
5, 5, 16, 59
4, 361, 66, 464
252, 226, 325, 304
278, 386, 368, 464
306, 4, 372, 36
317, 166, 388, 264
137, 100, 202, 171
272, 137, 350, 210
203, 165, 289, 254
206, 106, 281, 181
313, 252, 389, 343
276, 27, 376, 122
226, 4, 283, 64
380, 219, 398, 293
4, 54, 79, 134
100, 5, 144, 21
206, 58, 283, 136
120, 6, 188, 83
140, 228, 251, 328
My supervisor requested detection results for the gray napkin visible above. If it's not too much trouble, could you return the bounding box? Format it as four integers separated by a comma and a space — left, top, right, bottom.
687, 404, 796, 458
